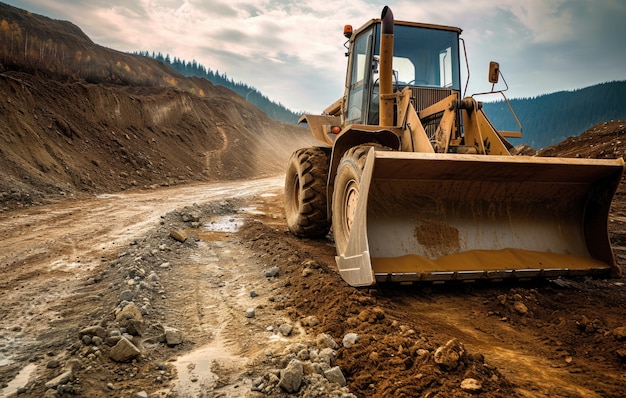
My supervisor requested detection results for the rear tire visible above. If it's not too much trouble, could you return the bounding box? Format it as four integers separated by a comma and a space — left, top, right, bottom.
332, 145, 375, 255
284, 147, 330, 238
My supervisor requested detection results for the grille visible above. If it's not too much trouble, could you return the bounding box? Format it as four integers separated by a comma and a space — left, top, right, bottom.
409, 87, 458, 141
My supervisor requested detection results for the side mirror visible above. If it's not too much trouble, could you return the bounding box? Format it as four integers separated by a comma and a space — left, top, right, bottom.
488, 61, 500, 84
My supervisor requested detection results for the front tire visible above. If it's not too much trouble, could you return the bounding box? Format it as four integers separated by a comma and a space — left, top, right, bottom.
284, 147, 330, 238
331, 145, 374, 255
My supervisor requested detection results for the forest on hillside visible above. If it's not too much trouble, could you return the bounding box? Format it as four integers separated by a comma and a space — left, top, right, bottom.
136, 51, 302, 124
482, 81, 626, 149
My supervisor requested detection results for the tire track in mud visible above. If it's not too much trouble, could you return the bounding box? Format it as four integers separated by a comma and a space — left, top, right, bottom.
0, 177, 283, 395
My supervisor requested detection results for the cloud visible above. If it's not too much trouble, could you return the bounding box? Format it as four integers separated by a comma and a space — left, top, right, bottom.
3, 0, 625, 112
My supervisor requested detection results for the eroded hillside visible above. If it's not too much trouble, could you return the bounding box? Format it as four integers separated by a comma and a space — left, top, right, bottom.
0, 3, 313, 210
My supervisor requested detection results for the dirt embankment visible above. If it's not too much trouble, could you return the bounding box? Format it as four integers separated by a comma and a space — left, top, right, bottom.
0, 71, 313, 210
0, 3, 314, 211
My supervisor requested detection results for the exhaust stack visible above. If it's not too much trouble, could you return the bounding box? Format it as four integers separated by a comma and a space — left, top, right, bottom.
379, 6, 394, 127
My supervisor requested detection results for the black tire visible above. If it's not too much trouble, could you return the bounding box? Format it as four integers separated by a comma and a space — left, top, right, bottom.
284, 147, 330, 238
331, 145, 376, 255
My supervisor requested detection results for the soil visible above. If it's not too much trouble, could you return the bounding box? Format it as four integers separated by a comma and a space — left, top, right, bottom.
1, 3, 626, 398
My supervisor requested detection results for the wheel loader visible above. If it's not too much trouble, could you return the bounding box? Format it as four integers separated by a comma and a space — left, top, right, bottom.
284, 6, 624, 287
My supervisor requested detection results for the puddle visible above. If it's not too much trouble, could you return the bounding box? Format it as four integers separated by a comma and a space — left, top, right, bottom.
204, 215, 245, 233
171, 337, 248, 396
0, 363, 37, 398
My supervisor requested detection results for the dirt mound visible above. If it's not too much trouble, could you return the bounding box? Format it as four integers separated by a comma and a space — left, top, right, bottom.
538, 120, 626, 159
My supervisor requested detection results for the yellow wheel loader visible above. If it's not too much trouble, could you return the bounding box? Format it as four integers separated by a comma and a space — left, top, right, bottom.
284, 6, 624, 287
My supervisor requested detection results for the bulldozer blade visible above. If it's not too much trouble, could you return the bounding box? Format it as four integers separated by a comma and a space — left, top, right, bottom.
336, 149, 624, 286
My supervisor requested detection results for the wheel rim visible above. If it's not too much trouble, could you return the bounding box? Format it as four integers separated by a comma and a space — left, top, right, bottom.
344, 179, 359, 233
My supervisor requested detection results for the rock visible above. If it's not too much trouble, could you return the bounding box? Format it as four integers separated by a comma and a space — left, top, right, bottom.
342, 333, 360, 348
120, 289, 134, 302
513, 301, 528, 315
65, 358, 82, 372
279, 359, 303, 393
78, 325, 106, 339
316, 333, 339, 350
106, 335, 122, 346
461, 378, 482, 393
317, 348, 335, 368
46, 359, 60, 369
301, 316, 319, 327
57, 384, 75, 394
297, 349, 310, 361
183, 212, 200, 222
434, 338, 467, 370
116, 303, 144, 336
302, 267, 313, 277
265, 266, 280, 278
170, 229, 187, 242
137, 391, 148, 398
613, 326, 626, 341
416, 348, 430, 357
45, 370, 74, 389
245, 308, 256, 318
109, 337, 141, 362
250, 291, 259, 298
324, 366, 347, 386
279, 323, 293, 337
164, 326, 183, 346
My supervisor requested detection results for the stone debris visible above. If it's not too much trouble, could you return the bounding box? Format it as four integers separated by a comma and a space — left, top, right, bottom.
78, 325, 106, 339
301, 315, 320, 327
169, 229, 187, 242
316, 333, 339, 350
44, 370, 74, 389
513, 301, 528, 315
164, 326, 183, 346
461, 377, 483, 393
324, 366, 347, 386
279, 358, 303, 393
434, 338, 467, 370
109, 337, 141, 362
342, 333, 359, 348
265, 266, 280, 278
115, 302, 144, 336
253, 334, 356, 396
278, 323, 293, 337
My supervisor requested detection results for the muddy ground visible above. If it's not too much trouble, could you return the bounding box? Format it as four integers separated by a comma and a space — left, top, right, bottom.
2, 162, 626, 397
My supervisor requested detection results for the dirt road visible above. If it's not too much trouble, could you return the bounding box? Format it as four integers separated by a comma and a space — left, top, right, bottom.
1, 177, 626, 397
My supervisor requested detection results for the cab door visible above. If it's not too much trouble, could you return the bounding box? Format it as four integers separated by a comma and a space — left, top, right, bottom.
345, 26, 376, 125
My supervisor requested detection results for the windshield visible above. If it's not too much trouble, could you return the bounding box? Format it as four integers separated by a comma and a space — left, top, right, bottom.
372, 23, 461, 90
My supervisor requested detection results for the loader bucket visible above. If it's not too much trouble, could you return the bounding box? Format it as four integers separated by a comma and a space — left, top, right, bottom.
335, 149, 624, 286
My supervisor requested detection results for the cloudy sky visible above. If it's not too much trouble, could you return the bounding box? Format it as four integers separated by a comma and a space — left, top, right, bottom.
4, 0, 626, 113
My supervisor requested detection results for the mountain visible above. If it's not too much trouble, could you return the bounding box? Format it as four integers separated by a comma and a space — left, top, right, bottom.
0, 2, 313, 209
482, 81, 626, 149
